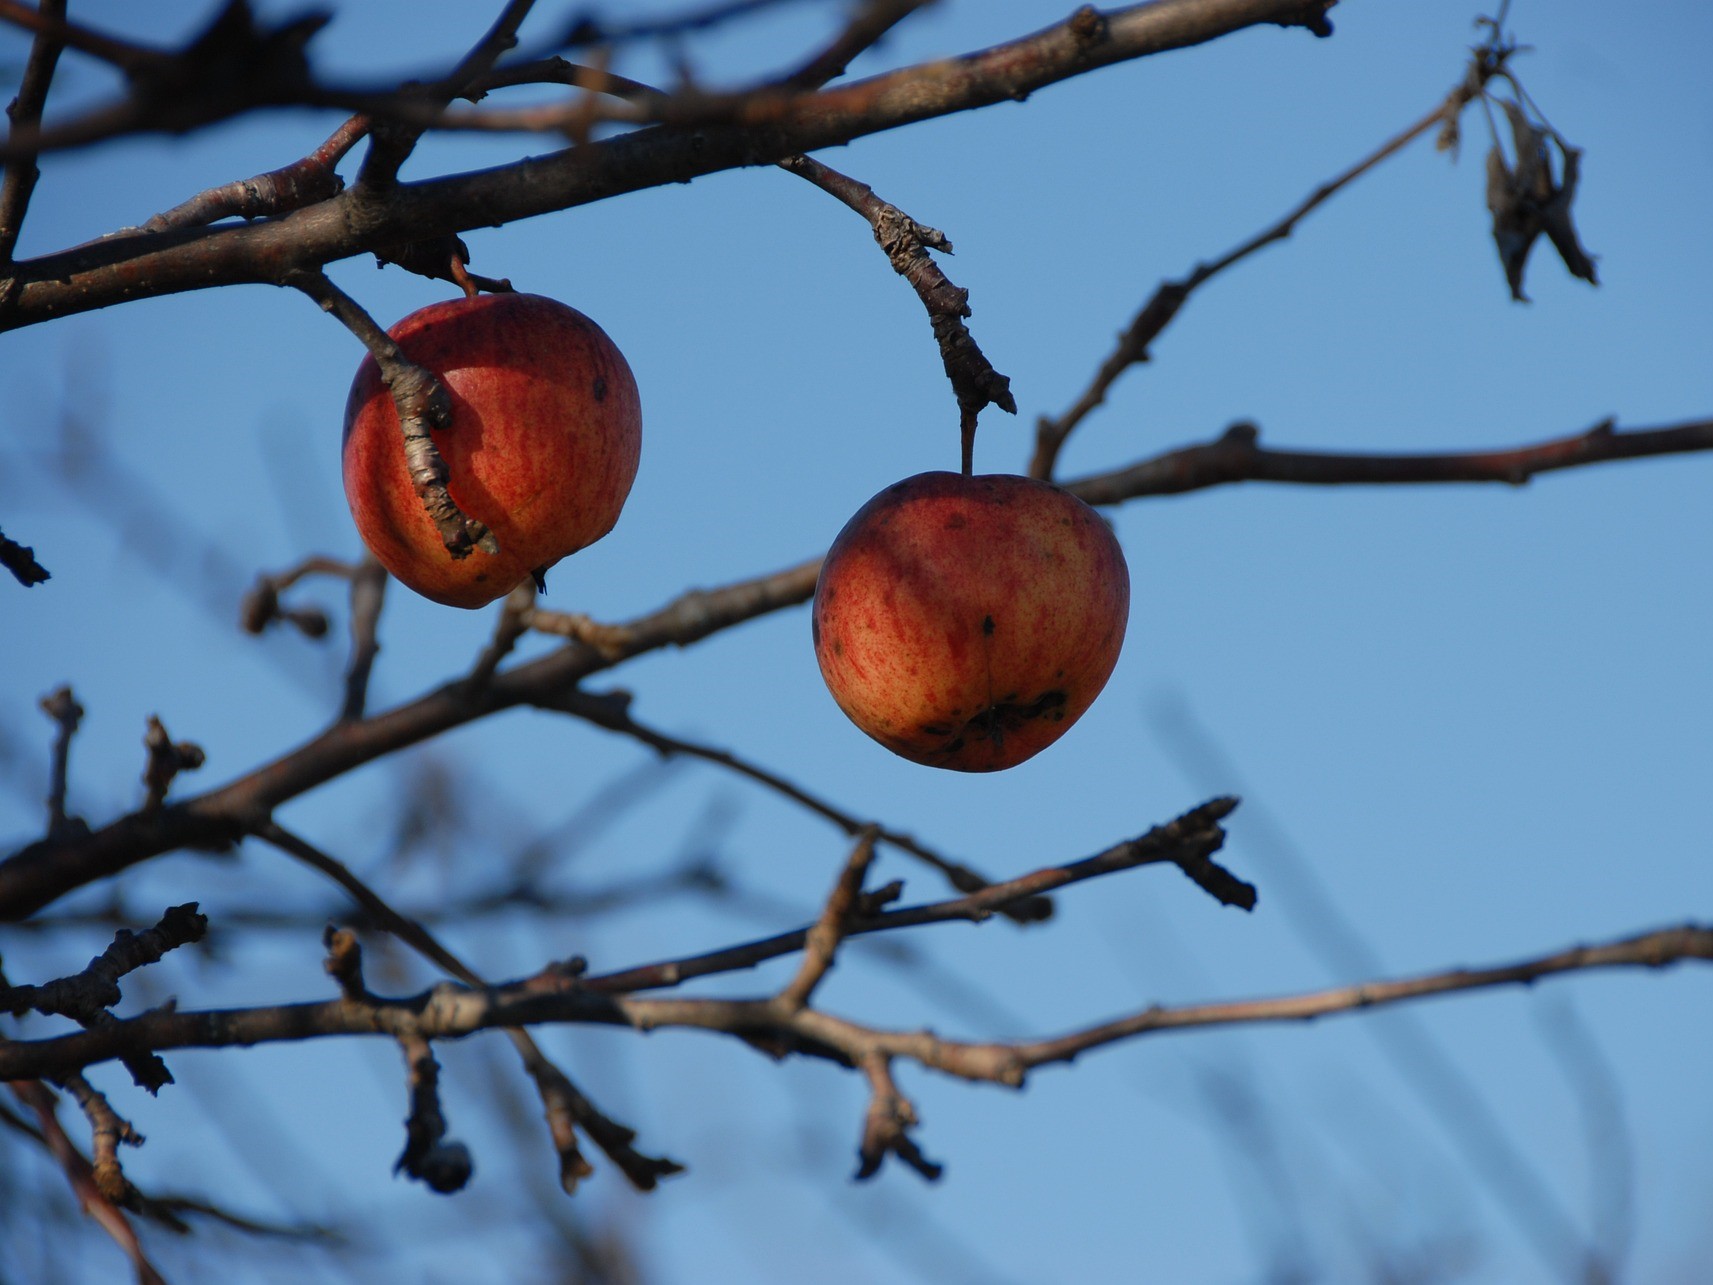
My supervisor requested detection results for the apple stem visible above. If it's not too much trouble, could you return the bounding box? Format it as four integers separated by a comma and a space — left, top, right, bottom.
448, 253, 481, 300
960, 409, 975, 477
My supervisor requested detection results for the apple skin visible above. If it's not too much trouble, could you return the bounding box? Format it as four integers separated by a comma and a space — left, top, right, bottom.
342, 292, 641, 608
812, 472, 1129, 772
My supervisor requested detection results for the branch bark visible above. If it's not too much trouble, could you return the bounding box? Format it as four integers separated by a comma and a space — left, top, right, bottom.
3, 414, 1709, 921
0, 0, 1338, 329
4, 919, 1705, 1093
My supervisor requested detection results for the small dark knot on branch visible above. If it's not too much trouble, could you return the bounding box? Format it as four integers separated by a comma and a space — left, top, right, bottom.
1069, 6, 1108, 47
1221, 420, 1261, 447
551, 955, 589, 980
142, 715, 205, 812
1297, 5, 1335, 38
323, 925, 370, 1001
414, 1141, 475, 1194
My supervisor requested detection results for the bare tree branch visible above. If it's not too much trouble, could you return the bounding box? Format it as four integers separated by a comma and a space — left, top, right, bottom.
1063, 417, 1713, 505
1031, 52, 1498, 479
252, 822, 680, 1191
778, 0, 931, 91
288, 268, 497, 560
0, 0, 65, 268
238, 555, 350, 641
0, 0, 1339, 329
778, 828, 879, 1011
140, 716, 205, 814
353, 0, 536, 192
340, 556, 388, 722
5, 1080, 169, 1284
37, 684, 82, 841
542, 685, 1051, 919
5, 919, 1706, 1107
586, 795, 1245, 995
5, 410, 1710, 921
780, 153, 1014, 472
134, 115, 369, 235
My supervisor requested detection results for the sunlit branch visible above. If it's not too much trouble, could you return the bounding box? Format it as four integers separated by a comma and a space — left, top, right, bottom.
4, 918, 1705, 1107
1, 0, 1338, 329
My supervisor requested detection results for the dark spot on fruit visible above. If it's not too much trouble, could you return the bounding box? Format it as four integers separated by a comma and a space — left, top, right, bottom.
832, 640, 843, 656
981, 615, 995, 636
946, 514, 967, 530
593, 375, 608, 402
929, 690, 1071, 758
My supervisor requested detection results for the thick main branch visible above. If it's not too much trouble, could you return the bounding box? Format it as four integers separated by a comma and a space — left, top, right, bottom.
0, 0, 1335, 329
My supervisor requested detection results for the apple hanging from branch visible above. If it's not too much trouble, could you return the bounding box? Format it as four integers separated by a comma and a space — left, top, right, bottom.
343, 292, 642, 608
812, 471, 1129, 771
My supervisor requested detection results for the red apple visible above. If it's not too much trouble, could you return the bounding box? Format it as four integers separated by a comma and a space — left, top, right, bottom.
812, 472, 1129, 772
342, 292, 641, 608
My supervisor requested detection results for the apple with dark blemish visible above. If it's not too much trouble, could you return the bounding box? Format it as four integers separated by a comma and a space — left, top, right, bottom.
812, 472, 1129, 771
343, 292, 641, 608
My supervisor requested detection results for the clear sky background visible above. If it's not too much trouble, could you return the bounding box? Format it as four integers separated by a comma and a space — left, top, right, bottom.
3, 1, 1711, 1282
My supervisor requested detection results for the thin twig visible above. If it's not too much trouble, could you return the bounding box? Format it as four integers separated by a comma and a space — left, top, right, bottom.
60, 1073, 142, 1206
253, 821, 680, 1191
1062, 417, 1713, 505
465, 580, 537, 691
1030, 62, 1494, 479
777, 0, 929, 91
38, 685, 82, 840
3, 901, 205, 1093
140, 716, 204, 813
134, 115, 369, 235
340, 557, 388, 722
0, 0, 66, 269
393, 1026, 472, 1193
355, 0, 537, 191
0, 0, 158, 74
780, 153, 1014, 473
7, 1080, 169, 1284
587, 796, 1243, 994
4, 903, 207, 1020
855, 1052, 940, 1180
542, 685, 1052, 920
778, 828, 879, 1011
287, 269, 497, 560
239, 555, 352, 639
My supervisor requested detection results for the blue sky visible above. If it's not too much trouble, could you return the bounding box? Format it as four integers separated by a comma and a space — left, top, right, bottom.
3, 2, 1711, 1281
